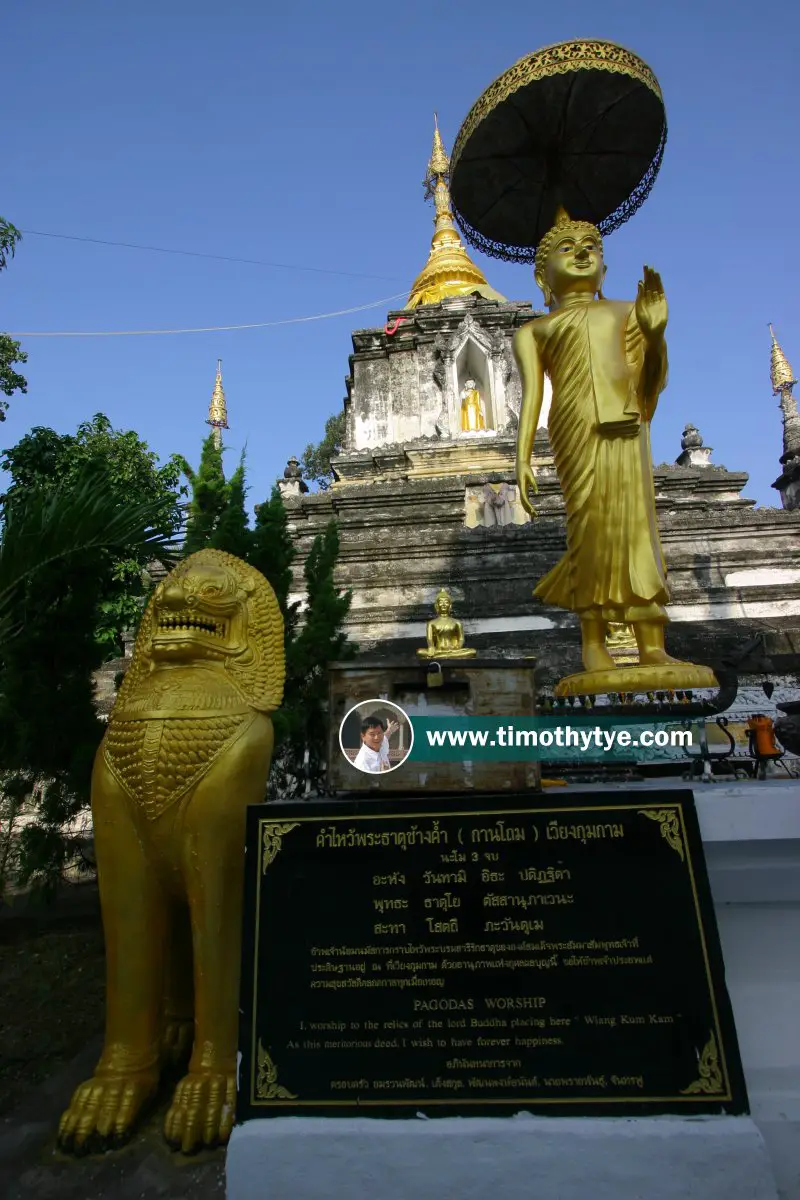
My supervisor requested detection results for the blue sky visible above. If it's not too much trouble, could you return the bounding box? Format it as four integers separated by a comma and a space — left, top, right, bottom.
3, 0, 799, 507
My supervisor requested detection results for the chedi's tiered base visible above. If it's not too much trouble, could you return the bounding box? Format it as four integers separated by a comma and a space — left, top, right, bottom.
554, 661, 719, 699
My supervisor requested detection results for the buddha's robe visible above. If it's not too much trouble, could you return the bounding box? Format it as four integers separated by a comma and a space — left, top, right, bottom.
461, 389, 485, 432
534, 299, 668, 622
427, 617, 465, 653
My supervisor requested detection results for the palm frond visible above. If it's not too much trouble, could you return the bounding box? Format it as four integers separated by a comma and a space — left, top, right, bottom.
0, 463, 185, 645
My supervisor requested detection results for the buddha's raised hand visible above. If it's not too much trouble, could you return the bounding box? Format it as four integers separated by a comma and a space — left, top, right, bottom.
635, 265, 668, 344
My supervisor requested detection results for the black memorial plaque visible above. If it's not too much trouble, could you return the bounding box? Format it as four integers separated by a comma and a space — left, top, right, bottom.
237, 791, 747, 1119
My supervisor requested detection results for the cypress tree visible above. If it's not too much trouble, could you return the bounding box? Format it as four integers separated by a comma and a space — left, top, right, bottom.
248, 485, 296, 629
210, 455, 250, 559
181, 433, 228, 554
292, 520, 352, 678
282, 520, 354, 791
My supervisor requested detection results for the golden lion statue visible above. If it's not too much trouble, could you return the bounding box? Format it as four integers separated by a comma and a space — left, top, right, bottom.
58, 549, 284, 1155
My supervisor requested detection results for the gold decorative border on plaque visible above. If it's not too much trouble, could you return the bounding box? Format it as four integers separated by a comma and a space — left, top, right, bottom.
681, 1032, 723, 1095
639, 807, 684, 861
256, 1039, 297, 1100
262, 822, 300, 873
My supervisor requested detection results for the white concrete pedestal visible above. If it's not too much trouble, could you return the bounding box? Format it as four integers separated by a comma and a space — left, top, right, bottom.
694, 780, 800, 1200
228, 781, 800, 1200
227, 1114, 777, 1199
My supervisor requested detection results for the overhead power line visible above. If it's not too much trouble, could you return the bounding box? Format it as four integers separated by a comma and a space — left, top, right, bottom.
20, 228, 405, 283
9, 291, 409, 337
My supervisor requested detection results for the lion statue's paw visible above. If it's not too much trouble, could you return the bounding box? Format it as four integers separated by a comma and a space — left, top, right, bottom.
164, 1070, 236, 1153
160, 1017, 194, 1068
57, 1070, 159, 1155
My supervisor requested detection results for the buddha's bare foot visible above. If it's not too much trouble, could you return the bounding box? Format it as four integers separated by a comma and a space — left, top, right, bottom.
633, 620, 683, 667
57, 1070, 159, 1155
161, 1017, 194, 1068
582, 644, 616, 673
164, 1070, 236, 1153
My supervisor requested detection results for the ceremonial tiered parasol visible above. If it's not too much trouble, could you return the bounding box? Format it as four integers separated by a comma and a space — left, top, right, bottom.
449, 39, 667, 263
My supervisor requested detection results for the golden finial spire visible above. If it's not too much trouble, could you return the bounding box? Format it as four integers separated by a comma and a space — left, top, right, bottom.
207, 358, 229, 449
428, 113, 449, 177
770, 326, 800, 462
770, 324, 797, 394
406, 118, 505, 309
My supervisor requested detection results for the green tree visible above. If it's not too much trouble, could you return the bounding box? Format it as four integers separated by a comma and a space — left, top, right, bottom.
293, 521, 352, 684
1, 415, 185, 656
0, 462, 180, 896
249, 485, 296, 628
269, 519, 354, 797
248, 485, 302, 776
210, 456, 250, 559
300, 411, 346, 491
180, 433, 230, 554
0, 219, 21, 271
0, 218, 28, 421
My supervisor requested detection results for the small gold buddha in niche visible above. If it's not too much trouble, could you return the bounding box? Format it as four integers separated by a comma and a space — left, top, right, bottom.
606, 622, 635, 648
513, 206, 717, 696
460, 379, 486, 432
417, 589, 476, 658
606, 622, 638, 657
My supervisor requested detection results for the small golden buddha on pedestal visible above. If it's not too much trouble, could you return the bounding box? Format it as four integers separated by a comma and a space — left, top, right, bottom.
417, 589, 476, 659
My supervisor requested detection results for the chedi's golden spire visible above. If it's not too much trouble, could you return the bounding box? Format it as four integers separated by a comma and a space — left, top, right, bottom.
406, 117, 505, 309
770, 324, 797, 394
207, 358, 229, 449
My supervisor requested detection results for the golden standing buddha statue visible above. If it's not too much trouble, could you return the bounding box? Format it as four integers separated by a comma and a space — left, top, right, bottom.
514, 207, 717, 696
460, 379, 486, 432
417, 589, 476, 658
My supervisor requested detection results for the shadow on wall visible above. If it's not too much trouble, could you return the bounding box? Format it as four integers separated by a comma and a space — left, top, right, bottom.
690, 553, 725, 592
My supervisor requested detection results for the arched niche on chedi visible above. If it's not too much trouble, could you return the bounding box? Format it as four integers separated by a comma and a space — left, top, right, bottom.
432, 313, 517, 438
456, 337, 494, 431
